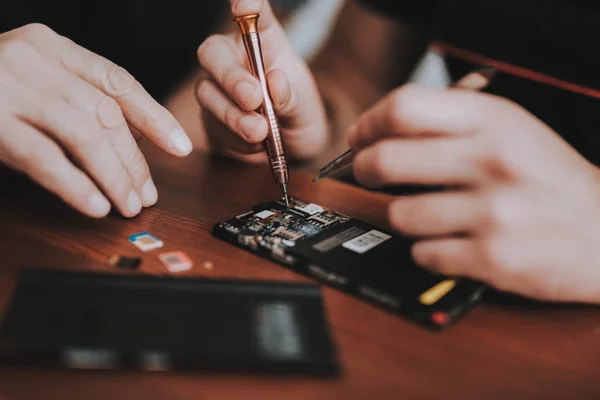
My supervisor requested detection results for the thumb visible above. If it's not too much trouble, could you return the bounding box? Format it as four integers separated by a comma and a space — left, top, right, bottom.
229, 0, 281, 32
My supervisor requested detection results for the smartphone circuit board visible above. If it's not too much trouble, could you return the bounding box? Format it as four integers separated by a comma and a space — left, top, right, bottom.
212, 198, 485, 330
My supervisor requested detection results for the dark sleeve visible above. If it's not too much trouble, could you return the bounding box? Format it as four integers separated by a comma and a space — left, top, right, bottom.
355, 0, 439, 24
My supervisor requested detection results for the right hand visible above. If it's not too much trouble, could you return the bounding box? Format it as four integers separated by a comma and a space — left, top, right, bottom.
0, 24, 193, 218
196, 0, 328, 164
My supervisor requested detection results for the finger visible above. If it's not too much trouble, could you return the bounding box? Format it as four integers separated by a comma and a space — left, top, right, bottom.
453, 66, 497, 91
196, 77, 268, 143
197, 35, 263, 112
353, 138, 480, 188
19, 91, 143, 218
349, 84, 492, 151
0, 118, 111, 218
17, 23, 192, 157
201, 109, 265, 155
412, 238, 483, 279
4, 48, 156, 208
389, 192, 484, 238
97, 96, 157, 207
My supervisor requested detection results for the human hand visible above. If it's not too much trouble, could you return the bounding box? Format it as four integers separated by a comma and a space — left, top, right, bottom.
0, 24, 192, 218
349, 84, 600, 304
195, 0, 328, 164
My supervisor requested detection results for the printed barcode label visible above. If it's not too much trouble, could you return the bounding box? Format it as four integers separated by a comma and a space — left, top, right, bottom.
312, 227, 364, 252
342, 230, 391, 254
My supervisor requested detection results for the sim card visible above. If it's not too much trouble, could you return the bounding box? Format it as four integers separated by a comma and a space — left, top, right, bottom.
129, 232, 164, 252
159, 251, 193, 273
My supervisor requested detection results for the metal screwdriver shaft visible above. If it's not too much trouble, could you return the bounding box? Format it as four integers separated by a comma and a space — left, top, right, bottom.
234, 14, 290, 207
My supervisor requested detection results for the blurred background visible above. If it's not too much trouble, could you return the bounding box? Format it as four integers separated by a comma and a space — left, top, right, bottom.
280, 0, 450, 87
0, 0, 450, 104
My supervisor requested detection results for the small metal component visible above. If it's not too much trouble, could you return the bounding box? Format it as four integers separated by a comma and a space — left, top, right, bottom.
234, 14, 290, 202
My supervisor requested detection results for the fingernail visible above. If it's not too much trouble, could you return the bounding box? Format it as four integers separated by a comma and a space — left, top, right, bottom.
235, 81, 257, 107
170, 128, 193, 155
240, 115, 265, 141
142, 177, 158, 207
88, 193, 111, 217
127, 190, 142, 216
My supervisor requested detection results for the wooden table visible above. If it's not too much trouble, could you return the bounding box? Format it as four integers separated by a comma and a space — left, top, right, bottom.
0, 146, 598, 400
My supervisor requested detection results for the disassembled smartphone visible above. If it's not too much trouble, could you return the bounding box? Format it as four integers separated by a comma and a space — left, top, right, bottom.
212, 198, 486, 330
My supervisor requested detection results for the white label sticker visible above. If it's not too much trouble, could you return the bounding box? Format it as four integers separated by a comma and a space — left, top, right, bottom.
342, 230, 391, 254
299, 203, 324, 215
255, 210, 274, 219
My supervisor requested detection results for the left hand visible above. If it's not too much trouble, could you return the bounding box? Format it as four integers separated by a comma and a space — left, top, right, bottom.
349, 84, 600, 304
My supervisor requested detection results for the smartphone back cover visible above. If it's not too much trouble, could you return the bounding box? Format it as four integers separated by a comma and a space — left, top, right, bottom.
0, 269, 339, 376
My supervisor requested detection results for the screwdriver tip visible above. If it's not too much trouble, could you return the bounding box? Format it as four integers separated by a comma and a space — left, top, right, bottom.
280, 182, 290, 207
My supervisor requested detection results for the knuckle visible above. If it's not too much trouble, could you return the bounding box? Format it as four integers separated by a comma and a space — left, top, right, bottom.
18, 23, 55, 40
141, 109, 159, 131
59, 44, 85, 72
103, 63, 139, 97
96, 95, 125, 129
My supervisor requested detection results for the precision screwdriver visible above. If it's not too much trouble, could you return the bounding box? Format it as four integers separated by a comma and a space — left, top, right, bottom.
234, 13, 290, 207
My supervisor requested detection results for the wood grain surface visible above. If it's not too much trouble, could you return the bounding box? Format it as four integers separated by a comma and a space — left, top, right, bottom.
0, 145, 598, 400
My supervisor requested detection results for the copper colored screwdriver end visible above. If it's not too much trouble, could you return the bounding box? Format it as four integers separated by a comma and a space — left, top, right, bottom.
234, 14, 290, 207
